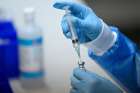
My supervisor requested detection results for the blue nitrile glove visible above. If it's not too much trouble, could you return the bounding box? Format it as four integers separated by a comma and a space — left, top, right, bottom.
53, 1, 102, 43
70, 68, 123, 93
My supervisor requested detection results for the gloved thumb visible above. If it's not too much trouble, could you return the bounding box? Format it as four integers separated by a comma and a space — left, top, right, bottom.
73, 68, 98, 80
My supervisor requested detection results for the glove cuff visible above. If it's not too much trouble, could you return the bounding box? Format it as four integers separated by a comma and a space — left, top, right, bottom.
84, 20, 117, 56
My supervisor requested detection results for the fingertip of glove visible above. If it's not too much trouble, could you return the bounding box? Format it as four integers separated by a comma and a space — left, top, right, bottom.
53, 0, 70, 9
53, 2, 60, 9
73, 68, 93, 80
61, 19, 72, 39
53, 0, 63, 9
66, 32, 72, 38
73, 68, 84, 75
73, 67, 81, 72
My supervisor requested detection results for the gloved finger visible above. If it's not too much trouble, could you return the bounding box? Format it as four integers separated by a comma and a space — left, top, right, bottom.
73, 68, 95, 80
70, 75, 81, 89
70, 88, 79, 93
61, 16, 72, 38
53, 1, 88, 18
61, 14, 83, 39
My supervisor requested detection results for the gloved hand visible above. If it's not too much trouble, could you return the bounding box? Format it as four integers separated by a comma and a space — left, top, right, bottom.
53, 1, 102, 43
70, 68, 123, 93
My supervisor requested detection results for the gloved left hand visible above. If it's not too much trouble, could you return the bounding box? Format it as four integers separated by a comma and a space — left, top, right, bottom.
71, 68, 123, 93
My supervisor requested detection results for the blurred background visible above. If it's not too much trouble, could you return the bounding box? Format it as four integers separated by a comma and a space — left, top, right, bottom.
83, 0, 140, 45
0, 0, 139, 93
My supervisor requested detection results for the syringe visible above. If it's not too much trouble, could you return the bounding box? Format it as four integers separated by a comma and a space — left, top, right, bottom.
64, 6, 86, 70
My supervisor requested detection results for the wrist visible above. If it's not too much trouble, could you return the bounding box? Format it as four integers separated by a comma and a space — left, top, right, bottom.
84, 20, 117, 56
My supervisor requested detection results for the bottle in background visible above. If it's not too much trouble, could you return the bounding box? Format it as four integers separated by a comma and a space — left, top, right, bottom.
18, 7, 45, 89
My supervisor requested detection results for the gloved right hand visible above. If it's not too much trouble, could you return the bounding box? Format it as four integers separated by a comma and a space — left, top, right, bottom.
53, 1, 102, 43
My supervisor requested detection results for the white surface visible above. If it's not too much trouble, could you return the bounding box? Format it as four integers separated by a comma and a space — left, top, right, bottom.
0, 0, 112, 93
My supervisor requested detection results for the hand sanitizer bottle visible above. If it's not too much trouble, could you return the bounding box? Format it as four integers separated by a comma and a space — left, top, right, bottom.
18, 7, 45, 89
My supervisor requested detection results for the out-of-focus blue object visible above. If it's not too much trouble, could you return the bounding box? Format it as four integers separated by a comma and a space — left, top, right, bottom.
89, 27, 140, 93
0, 46, 13, 93
53, 1, 102, 43
0, 82, 13, 93
0, 9, 19, 78
70, 68, 122, 93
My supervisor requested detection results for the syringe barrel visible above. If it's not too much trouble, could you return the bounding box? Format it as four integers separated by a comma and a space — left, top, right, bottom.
64, 6, 86, 71
64, 6, 78, 41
